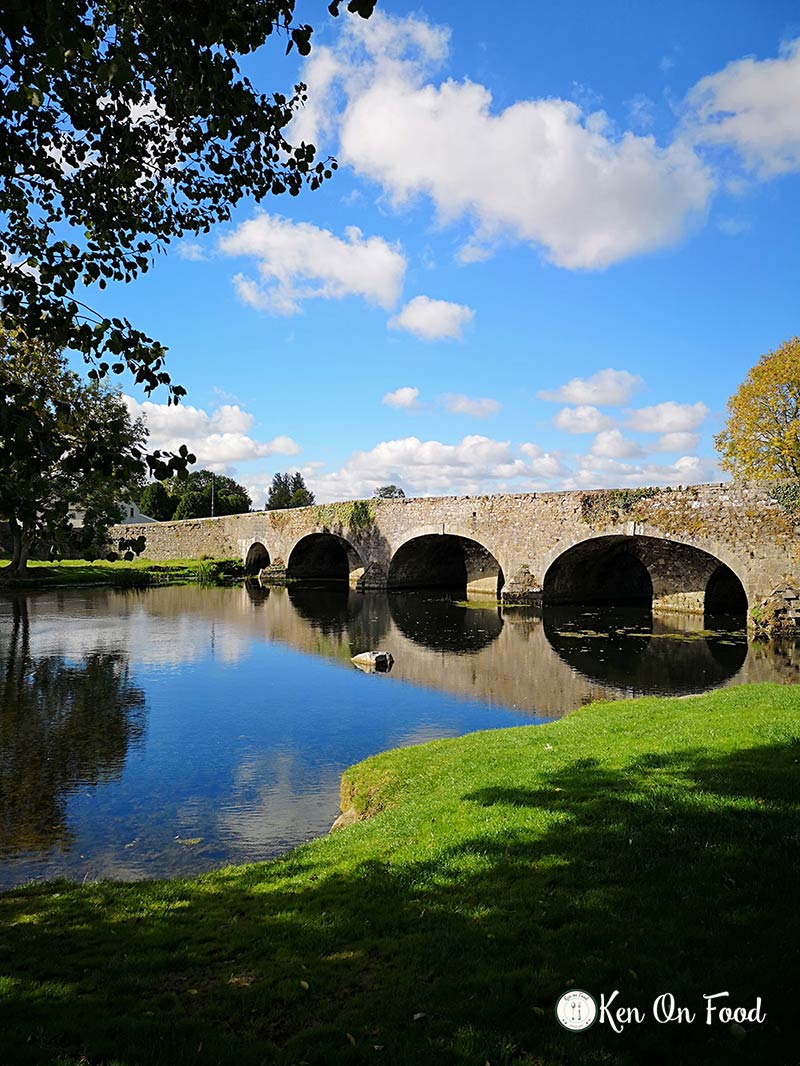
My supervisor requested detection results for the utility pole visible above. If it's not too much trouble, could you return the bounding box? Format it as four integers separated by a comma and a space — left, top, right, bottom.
211, 473, 215, 518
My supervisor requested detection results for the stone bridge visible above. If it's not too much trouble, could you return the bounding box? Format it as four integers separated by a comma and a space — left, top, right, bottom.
110, 482, 800, 618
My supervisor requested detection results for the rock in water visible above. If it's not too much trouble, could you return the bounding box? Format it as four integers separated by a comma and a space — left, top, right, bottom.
351, 650, 394, 673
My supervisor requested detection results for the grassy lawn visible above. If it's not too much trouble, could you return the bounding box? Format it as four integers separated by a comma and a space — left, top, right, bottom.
1, 683, 799, 1064
0, 558, 241, 588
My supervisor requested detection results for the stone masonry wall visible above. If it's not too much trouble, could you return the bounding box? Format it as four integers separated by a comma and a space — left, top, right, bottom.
109, 481, 800, 613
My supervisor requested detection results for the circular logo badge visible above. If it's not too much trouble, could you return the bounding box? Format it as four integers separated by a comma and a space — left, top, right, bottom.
555, 989, 597, 1031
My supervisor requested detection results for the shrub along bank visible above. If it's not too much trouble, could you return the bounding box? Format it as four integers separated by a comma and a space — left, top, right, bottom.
0, 557, 243, 588
1, 683, 798, 1064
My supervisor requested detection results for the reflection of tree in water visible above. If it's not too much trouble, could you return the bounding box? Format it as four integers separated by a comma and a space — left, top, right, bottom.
0, 598, 146, 857
389, 592, 503, 654
287, 585, 390, 659
543, 607, 747, 695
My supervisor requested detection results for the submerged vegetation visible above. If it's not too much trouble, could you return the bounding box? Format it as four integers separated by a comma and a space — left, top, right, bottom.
1, 683, 798, 1065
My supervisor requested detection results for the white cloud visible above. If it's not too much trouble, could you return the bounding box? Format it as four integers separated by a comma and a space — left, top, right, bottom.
124, 396, 300, 471
628, 93, 656, 130
717, 215, 752, 237
382, 385, 420, 409
520, 442, 543, 460
305, 435, 567, 501
388, 295, 474, 340
291, 12, 450, 146
519, 443, 569, 479
440, 393, 500, 418
302, 428, 718, 501
652, 431, 701, 453
300, 11, 713, 270
687, 37, 800, 178
590, 429, 644, 458
232, 273, 271, 311
219, 214, 406, 315
343, 84, 712, 270
564, 452, 719, 490
627, 401, 708, 433
307, 435, 522, 499
531, 454, 569, 479
538, 368, 644, 405
554, 405, 616, 434
177, 242, 208, 262
290, 45, 347, 149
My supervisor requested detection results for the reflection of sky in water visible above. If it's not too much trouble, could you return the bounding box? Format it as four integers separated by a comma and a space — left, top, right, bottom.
20, 592, 251, 666
0, 589, 548, 888
0, 586, 796, 889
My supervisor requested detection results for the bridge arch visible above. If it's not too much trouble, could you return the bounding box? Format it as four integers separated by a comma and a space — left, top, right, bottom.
287, 532, 364, 583
542, 534, 748, 617
705, 562, 748, 615
244, 541, 270, 575
388, 533, 505, 597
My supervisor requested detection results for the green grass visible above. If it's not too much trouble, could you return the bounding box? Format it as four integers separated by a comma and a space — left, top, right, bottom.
1, 683, 799, 1064
0, 557, 243, 588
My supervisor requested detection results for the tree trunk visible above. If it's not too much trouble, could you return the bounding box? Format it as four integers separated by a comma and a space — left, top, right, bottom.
16, 537, 30, 573
1, 526, 30, 576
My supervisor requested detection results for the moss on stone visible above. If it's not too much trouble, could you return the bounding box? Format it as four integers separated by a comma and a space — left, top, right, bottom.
313, 499, 375, 536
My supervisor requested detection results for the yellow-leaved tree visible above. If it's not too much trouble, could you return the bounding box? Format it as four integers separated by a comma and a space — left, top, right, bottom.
715, 336, 800, 479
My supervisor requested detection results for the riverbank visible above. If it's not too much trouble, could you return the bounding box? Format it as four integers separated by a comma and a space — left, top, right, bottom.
0, 557, 243, 589
1, 682, 798, 1064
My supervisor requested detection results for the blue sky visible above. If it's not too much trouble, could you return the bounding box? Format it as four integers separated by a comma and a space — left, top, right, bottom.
106, 0, 799, 505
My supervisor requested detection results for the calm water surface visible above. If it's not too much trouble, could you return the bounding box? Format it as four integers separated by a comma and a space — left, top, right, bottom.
1, 583, 798, 888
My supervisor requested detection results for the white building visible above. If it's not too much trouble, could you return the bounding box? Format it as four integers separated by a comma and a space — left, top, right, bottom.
117, 501, 157, 524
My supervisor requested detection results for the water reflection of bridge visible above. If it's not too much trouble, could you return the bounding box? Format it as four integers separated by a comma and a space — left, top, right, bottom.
127, 584, 798, 718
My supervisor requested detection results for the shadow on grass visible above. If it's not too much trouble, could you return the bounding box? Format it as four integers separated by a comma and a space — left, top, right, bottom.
0, 743, 798, 1065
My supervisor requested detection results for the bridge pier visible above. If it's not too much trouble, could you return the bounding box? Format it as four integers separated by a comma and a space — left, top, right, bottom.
501, 565, 543, 606
258, 558, 288, 584
355, 563, 389, 591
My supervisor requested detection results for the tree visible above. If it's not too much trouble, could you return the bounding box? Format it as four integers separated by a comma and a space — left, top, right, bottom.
138, 481, 175, 521
0, 0, 376, 402
164, 469, 252, 519
0, 325, 170, 574
289, 470, 315, 507
267, 471, 314, 509
715, 336, 800, 479
172, 491, 206, 521
374, 484, 405, 498
267, 472, 292, 509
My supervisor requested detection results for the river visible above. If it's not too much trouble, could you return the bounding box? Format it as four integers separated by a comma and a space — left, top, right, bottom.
0, 583, 797, 888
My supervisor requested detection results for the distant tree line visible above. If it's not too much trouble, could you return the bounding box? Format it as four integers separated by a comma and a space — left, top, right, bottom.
139, 469, 319, 518
139, 470, 251, 521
